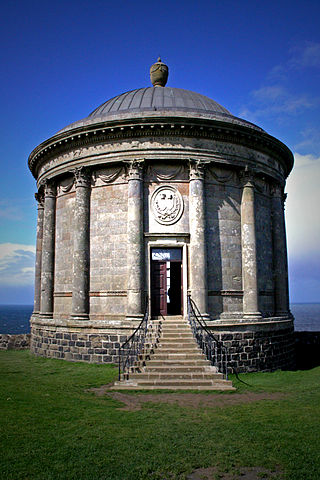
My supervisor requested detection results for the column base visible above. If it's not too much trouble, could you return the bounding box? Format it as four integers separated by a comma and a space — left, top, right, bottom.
275, 310, 291, 317
243, 312, 263, 321
70, 313, 89, 321
126, 314, 144, 323
40, 312, 54, 319
219, 312, 244, 320
196, 312, 210, 323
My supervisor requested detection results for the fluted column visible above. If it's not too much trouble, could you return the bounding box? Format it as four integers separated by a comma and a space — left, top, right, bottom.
33, 191, 44, 314
189, 160, 209, 318
40, 180, 56, 317
271, 183, 290, 315
241, 172, 262, 319
126, 160, 144, 320
71, 167, 91, 320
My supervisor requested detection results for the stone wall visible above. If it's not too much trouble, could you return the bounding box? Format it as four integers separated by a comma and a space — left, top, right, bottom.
210, 319, 295, 372
90, 177, 128, 318
0, 334, 31, 350
206, 167, 242, 318
29, 317, 297, 373
30, 325, 130, 364
54, 188, 75, 317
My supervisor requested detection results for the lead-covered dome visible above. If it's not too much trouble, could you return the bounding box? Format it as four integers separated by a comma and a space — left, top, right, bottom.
89, 87, 231, 117
59, 88, 263, 134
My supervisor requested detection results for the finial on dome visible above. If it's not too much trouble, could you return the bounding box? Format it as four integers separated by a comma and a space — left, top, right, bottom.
150, 57, 168, 87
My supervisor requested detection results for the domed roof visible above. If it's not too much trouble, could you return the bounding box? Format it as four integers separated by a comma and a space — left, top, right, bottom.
89, 87, 231, 117
59, 86, 262, 133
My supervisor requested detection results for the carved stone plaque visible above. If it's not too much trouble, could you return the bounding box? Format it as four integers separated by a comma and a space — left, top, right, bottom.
151, 186, 183, 225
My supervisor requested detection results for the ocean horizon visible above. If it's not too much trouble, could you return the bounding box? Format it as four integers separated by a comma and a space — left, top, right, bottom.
0, 303, 319, 335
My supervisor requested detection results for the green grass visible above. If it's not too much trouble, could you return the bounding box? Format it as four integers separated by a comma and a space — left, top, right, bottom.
0, 350, 319, 480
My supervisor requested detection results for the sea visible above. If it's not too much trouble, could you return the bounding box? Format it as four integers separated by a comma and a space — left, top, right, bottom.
0, 303, 320, 334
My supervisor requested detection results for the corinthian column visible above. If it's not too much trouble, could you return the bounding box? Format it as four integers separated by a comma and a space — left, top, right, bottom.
40, 180, 56, 317
71, 167, 91, 320
241, 171, 262, 319
33, 190, 44, 314
271, 183, 289, 316
126, 160, 144, 320
189, 160, 209, 318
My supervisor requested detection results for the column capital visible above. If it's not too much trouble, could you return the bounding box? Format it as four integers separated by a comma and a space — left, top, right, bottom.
271, 182, 287, 209
270, 182, 282, 198
35, 191, 44, 208
239, 167, 256, 188
73, 167, 91, 188
125, 159, 144, 181
43, 180, 56, 198
189, 159, 208, 181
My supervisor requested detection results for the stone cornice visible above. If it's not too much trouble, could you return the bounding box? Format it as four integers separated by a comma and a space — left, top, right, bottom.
28, 116, 294, 180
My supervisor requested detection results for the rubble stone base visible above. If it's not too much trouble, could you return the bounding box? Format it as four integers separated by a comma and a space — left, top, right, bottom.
30, 316, 295, 372
0, 334, 31, 350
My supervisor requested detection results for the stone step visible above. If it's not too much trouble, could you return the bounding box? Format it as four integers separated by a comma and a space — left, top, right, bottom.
130, 372, 224, 380
111, 382, 234, 391
158, 342, 199, 348
161, 333, 194, 338
113, 314, 234, 391
154, 351, 201, 357
161, 320, 189, 323
147, 359, 211, 366
138, 380, 233, 387
144, 365, 217, 372
161, 327, 190, 331
160, 334, 193, 339
111, 379, 234, 390
151, 353, 208, 361
157, 345, 200, 351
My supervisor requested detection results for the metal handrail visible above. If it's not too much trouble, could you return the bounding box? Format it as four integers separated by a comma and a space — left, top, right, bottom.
187, 295, 229, 379
118, 297, 152, 381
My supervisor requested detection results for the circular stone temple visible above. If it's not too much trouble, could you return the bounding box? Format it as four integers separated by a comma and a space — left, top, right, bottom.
29, 60, 295, 371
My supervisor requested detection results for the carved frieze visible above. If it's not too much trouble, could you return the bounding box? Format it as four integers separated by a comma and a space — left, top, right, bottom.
148, 164, 186, 181
207, 165, 237, 185
93, 166, 123, 185
57, 177, 74, 195
150, 185, 184, 225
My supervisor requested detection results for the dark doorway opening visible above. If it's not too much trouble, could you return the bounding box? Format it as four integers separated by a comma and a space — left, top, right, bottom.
151, 248, 182, 317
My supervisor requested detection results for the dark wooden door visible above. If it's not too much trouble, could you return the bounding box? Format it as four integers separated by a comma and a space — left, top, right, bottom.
151, 261, 167, 317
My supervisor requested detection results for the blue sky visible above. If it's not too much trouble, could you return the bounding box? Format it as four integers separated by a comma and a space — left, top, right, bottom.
0, 0, 319, 304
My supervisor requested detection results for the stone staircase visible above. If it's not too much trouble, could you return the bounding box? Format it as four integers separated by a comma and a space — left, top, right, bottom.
111, 315, 235, 391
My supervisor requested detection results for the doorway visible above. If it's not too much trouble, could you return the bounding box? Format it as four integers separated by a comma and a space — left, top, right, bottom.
151, 248, 182, 317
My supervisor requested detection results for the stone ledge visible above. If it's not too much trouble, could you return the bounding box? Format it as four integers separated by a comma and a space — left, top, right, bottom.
206, 317, 294, 332
30, 315, 139, 330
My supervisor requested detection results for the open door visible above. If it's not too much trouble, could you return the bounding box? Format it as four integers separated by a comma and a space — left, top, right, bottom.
151, 248, 182, 317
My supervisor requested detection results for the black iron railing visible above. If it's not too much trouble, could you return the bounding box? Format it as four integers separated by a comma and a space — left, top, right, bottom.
187, 295, 229, 379
118, 300, 149, 381
118, 298, 161, 381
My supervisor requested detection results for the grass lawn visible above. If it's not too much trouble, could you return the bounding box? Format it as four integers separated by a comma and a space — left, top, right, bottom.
0, 350, 319, 480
